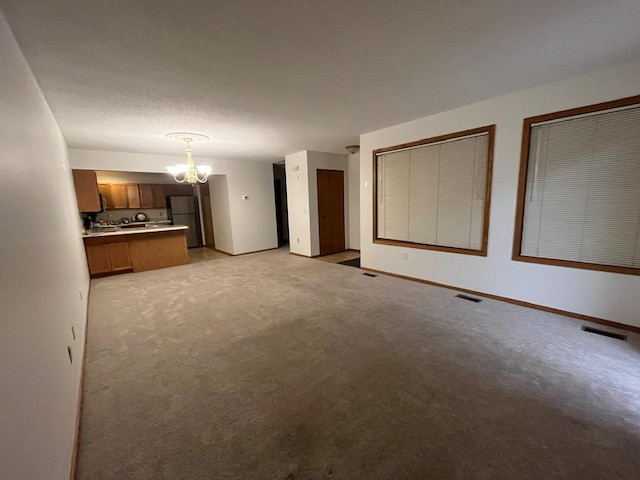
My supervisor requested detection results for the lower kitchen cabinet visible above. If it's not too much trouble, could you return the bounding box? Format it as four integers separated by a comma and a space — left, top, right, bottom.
85, 242, 132, 275
108, 242, 133, 271
83, 230, 188, 277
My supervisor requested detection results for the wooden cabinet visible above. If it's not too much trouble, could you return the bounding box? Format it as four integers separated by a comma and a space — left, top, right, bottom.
72, 170, 101, 212
151, 184, 166, 208
125, 184, 141, 208
97, 182, 176, 210
85, 242, 132, 275
109, 184, 128, 208
83, 231, 186, 277
139, 184, 155, 208
108, 243, 133, 271
98, 184, 112, 208
85, 244, 112, 274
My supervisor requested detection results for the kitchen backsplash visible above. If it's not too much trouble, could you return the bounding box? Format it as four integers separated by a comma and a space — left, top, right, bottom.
96, 208, 168, 223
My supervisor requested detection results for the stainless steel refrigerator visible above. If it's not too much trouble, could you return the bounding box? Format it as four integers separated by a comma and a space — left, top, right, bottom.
168, 196, 202, 248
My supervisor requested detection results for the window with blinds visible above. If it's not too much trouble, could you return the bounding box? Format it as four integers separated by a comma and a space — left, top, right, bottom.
374, 126, 494, 255
514, 96, 640, 275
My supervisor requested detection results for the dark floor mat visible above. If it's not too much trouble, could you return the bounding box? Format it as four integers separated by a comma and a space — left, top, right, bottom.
338, 257, 360, 268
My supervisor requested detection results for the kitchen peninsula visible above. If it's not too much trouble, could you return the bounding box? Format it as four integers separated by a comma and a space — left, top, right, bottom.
83, 224, 189, 277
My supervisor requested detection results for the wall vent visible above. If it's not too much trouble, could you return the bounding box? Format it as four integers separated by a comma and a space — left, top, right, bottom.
455, 294, 482, 303
363, 272, 378, 277
581, 326, 627, 341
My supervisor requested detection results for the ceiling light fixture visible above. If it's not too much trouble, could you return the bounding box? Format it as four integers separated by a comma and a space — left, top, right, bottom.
165, 132, 212, 184
345, 145, 360, 154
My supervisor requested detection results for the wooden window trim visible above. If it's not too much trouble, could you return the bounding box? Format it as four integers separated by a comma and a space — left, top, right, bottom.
372, 125, 495, 257
512, 94, 640, 276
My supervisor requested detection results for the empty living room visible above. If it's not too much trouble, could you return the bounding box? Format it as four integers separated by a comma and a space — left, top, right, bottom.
2, 1, 640, 479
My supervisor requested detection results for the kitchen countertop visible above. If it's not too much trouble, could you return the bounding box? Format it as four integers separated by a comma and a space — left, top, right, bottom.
82, 225, 188, 238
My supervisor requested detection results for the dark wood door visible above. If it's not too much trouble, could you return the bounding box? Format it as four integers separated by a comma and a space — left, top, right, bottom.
199, 183, 215, 247
317, 169, 345, 256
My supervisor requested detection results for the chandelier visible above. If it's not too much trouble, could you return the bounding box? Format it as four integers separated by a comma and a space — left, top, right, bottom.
165, 132, 212, 184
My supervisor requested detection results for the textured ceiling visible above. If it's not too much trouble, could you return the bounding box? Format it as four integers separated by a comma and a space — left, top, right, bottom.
1, 0, 639, 162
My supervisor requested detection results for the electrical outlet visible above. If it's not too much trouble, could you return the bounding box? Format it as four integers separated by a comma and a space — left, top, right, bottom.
297, 237, 300, 244
402, 252, 408, 261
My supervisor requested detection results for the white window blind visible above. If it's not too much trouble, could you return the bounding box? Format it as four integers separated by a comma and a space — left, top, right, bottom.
520, 105, 640, 269
377, 133, 489, 251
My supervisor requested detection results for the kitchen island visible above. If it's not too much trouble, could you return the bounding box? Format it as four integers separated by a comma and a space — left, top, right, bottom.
82, 225, 189, 277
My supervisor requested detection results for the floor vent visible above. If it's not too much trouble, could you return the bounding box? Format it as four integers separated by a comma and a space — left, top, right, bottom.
363, 272, 378, 277
581, 326, 627, 341
455, 294, 482, 303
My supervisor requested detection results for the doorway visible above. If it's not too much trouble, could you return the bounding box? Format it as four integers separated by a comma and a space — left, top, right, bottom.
199, 182, 215, 248
273, 164, 289, 247
317, 169, 345, 256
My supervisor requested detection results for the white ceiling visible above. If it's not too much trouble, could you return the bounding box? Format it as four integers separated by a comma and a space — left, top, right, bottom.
2, 0, 639, 162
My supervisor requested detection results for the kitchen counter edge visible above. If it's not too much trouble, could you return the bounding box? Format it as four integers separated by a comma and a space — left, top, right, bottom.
82, 225, 188, 238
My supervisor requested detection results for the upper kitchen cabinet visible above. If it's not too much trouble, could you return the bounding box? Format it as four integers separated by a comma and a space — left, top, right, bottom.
151, 184, 167, 208
125, 184, 141, 208
72, 169, 101, 212
139, 184, 155, 208
98, 184, 111, 207
103, 183, 128, 209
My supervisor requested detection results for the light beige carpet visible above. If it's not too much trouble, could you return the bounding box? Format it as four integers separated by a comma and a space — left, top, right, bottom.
77, 248, 640, 479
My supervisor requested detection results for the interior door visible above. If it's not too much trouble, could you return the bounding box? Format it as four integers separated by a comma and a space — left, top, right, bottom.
199, 183, 215, 247
317, 169, 345, 256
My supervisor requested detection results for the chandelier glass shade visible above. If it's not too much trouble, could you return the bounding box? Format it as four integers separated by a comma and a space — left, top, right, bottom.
165, 133, 211, 184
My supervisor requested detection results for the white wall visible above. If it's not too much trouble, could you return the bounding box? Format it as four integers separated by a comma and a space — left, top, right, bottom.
285, 151, 349, 257
360, 60, 640, 328
210, 175, 234, 254
69, 149, 278, 255
348, 152, 360, 250
0, 12, 90, 479
285, 151, 312, 256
